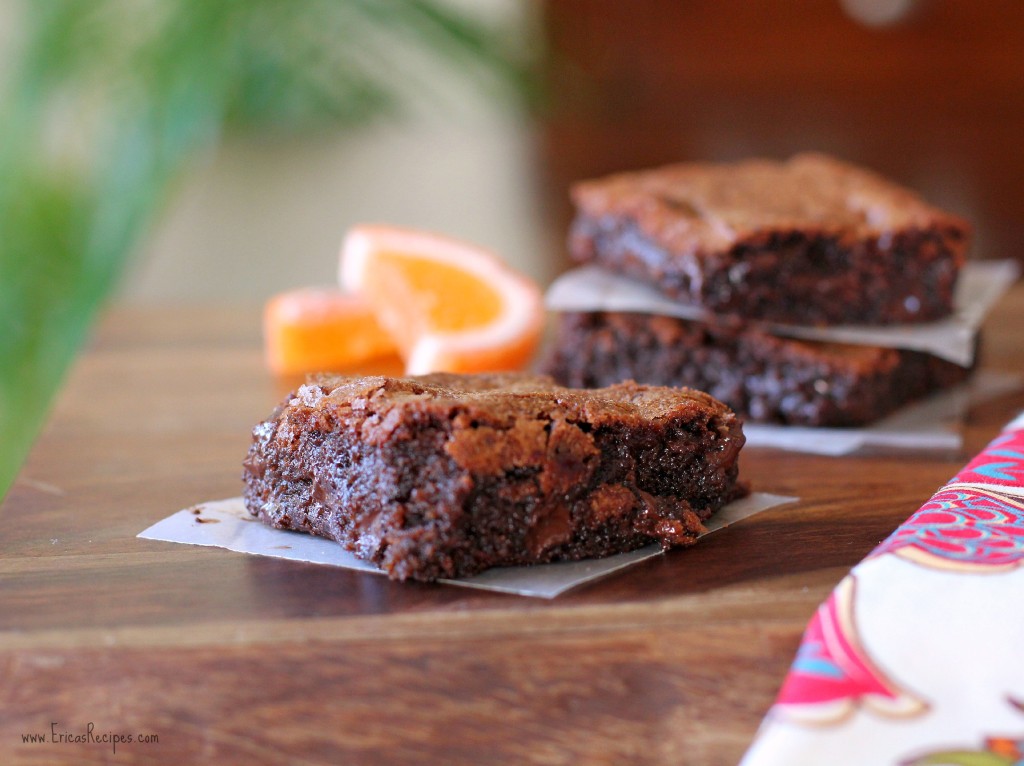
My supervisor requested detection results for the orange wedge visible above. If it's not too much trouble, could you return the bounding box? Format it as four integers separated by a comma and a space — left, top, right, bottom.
263, 286, 398, 375
339, 225, 544, 375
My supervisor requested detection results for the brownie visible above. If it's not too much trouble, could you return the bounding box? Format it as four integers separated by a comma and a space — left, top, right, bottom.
569, 153, 971, 325
543, 312, 972, 428
242, 372, 746, 581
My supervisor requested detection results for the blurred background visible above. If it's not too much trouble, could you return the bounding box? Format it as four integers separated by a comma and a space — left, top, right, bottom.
2, 0, 1023, 495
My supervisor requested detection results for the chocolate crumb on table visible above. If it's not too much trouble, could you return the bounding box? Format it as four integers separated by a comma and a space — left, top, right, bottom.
569, 153, 971, 326
242, 372, 746, 582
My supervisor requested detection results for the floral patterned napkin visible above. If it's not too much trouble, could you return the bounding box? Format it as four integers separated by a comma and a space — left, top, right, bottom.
742, 412, 1024, 766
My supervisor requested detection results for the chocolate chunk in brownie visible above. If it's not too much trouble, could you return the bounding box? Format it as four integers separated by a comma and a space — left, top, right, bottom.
569, 153, 971, 325
543, 312, 972, 428
242, 372, 746, 581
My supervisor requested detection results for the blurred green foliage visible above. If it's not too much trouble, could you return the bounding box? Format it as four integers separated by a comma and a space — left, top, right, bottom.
0, 0, 532, 499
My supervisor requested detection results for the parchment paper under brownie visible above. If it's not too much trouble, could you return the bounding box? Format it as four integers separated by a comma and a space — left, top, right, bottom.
243, 372, 746, 581
570, 153, 971, 325
543, 312, 971, 427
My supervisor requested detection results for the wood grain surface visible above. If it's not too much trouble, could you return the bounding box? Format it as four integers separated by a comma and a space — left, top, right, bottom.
1, 289, 1022, 765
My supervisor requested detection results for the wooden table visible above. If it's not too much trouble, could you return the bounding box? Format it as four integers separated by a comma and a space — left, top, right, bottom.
2, 286, 1021, 766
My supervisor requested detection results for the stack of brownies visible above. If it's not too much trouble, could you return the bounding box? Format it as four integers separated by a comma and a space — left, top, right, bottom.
543, 153, 974, 427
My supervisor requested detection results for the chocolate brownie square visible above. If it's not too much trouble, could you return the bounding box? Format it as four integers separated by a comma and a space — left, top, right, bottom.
243, 372, 747, 581
543, 312, 972, 427
569, 153, 970, 325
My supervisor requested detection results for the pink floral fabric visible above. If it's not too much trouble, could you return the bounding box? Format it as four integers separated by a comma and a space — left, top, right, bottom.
742, 413, 1024, 765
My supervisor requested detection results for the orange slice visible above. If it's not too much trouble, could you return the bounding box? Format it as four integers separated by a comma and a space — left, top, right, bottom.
263, 286, 398, 375
339, 225, 544, 375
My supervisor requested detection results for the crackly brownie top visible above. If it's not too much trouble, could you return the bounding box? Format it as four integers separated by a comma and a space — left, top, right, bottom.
571, 153, 970, 252
290, 371, 734, 432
